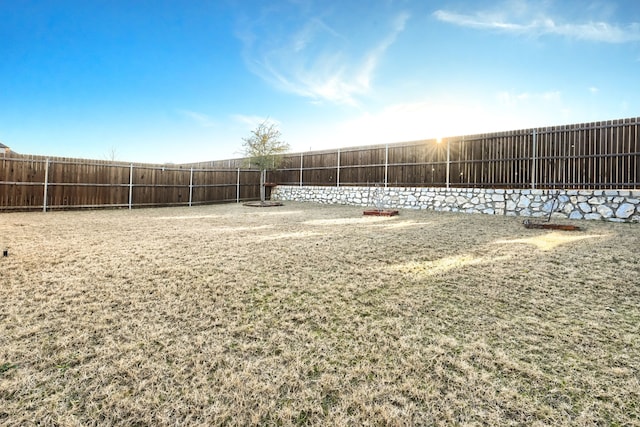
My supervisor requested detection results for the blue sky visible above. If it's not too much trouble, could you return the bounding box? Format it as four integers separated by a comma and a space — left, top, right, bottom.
1, 0, 639, 164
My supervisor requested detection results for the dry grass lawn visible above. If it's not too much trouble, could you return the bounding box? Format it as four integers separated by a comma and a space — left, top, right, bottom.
1, 202, 639, 426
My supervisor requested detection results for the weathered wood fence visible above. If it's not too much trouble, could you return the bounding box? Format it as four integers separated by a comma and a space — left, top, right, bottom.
0, 155, 261, 211
271, 117, 639, 190
1, 117, 638, 211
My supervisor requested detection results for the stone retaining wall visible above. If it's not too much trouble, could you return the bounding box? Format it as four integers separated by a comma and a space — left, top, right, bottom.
271, 185, 640, 223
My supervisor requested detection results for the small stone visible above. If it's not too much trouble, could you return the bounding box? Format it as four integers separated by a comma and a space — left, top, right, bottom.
517, 197, 531, 208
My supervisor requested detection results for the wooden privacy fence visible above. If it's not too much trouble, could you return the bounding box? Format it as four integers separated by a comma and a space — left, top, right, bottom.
1, 117, 638, 211
270, 117, 640, 190
0, 156, 261, 211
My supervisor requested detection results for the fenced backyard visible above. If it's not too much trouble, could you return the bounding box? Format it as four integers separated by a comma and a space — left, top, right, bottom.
1, 202, 639, 425
1, 117, 638, 211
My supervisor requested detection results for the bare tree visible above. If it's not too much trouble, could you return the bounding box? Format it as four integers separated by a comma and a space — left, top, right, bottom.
242, 120, 290, 203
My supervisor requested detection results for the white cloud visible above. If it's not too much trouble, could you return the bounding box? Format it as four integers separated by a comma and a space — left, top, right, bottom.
178, 110, 217, 128
239, 10, 410, 106
231, 114, 280, 129
497, 90, 561, 107
433, 3, 640, 43
541, 90, 561, 101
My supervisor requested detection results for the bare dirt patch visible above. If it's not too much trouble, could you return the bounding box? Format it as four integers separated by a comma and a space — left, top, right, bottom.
1, 202, 639, 426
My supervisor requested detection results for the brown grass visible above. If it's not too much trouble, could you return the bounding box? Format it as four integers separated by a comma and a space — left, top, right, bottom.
1, 202, 639, 426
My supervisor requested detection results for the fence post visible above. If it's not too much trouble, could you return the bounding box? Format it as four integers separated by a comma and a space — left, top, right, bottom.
299, 153, 303, 186
188, 167, 194, 207
384, 144, 389, 187
446, 140, 450, 189
531, 129, 537, 189
128, 163, 134, 209
43, 159, 49, 212
336, 149, 341, 187
237, 167, 240, 203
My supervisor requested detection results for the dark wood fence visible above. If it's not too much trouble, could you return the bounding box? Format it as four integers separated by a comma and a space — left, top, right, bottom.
0, 155, 261, 211
271, 117, 639, 190
1, 117, 638, 211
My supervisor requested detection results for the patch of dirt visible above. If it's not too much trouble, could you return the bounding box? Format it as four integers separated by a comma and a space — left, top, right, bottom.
243, 201, 284, 207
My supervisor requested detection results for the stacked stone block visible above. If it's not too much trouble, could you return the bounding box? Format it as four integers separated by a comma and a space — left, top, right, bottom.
271, 186, 640, 223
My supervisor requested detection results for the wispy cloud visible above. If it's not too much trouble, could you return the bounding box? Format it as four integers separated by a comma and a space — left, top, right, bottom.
433, 3, 640, 43
238, 7, 410, 106
178, 110, 217, 128
232, 114, 280, 129
497, 90, 561, 107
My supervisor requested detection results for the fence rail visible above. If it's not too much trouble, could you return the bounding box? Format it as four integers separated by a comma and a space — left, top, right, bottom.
1, 117, 638, 211
0, 155, 261, 211
270, 117, 639, 190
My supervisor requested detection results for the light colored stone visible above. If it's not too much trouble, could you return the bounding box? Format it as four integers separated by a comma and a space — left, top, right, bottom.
517, 197, 531, 208
569, 211, 583, 219
615, 203, 636, 219
542, 199, 557, 212
588, 197, 605, 205
596, 205, 614, 218
578, 202, 592, 213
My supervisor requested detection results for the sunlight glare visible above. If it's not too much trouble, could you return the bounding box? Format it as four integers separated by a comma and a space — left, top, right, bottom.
493, 232, 605, 251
